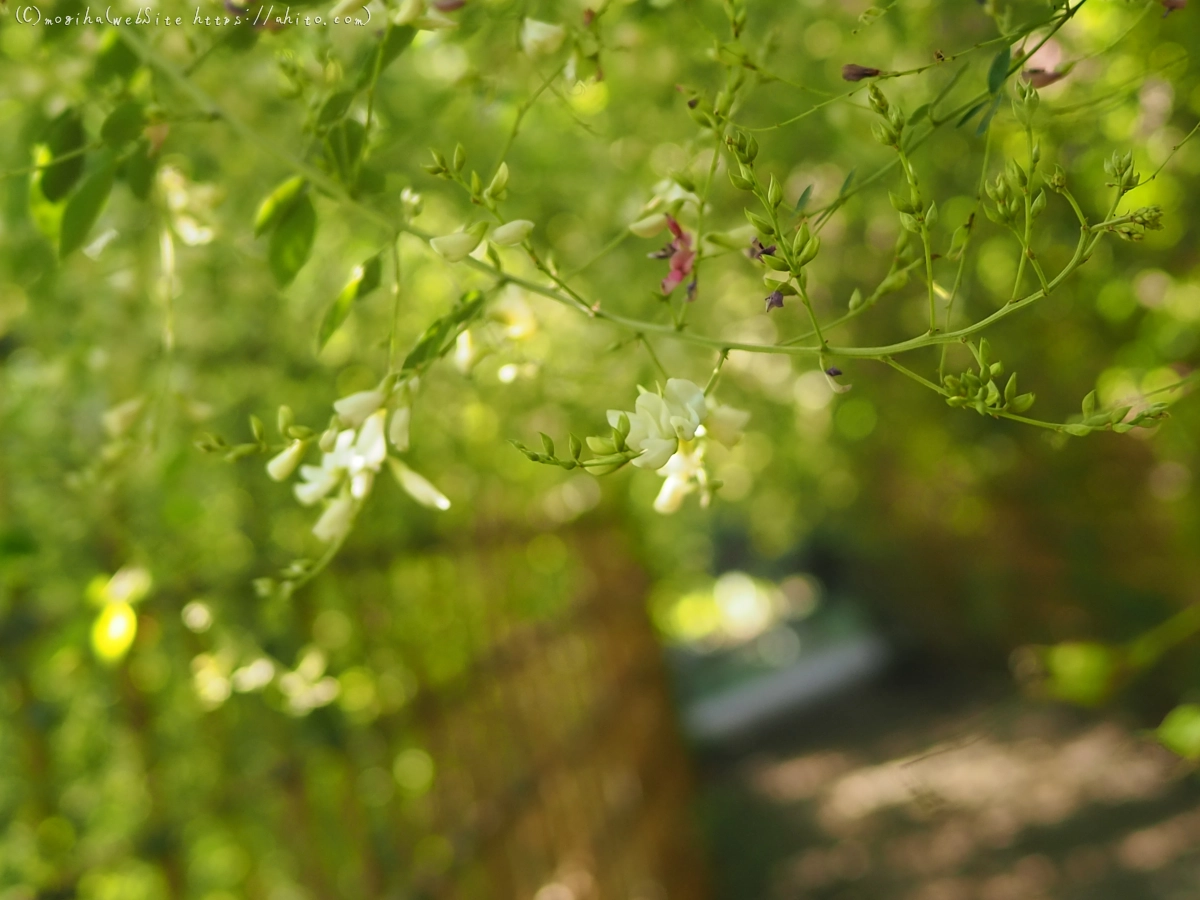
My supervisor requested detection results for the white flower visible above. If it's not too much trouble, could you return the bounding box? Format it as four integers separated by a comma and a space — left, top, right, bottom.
414, 9, 457, 29
629, 213, 668, 238
312, 492, 356, 543
294, 465, 339, 505
388, 458, 451, 510
663, 378, 706, 440
389, 406, 411, 452
704, 403, 751, 448
392, 0, 424, 24
430, 230, 482, 262
354, 410, 388, 470
653, 448, 704, 514
294, 428, 355, 505
609, 393, 673, 470
266, 439, 307, 482
520, 18, 565, 57
333, 389, 384, 427
491, 219, 535, 246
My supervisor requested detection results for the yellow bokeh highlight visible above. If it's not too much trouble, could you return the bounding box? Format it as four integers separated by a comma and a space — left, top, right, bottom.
92, 603, 137, 663
568, 80, 609, 117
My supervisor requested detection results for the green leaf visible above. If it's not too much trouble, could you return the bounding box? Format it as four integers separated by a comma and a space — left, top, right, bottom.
1081, 390, 1096, 417
254, 176, 307, 238
324, 119, 367, 186
355, 24, 416, 91
268, 194, 317, 287
987, 45, 1011, 95
956, 100, 986, 128
794, 184, 813, 213
40, 109, 86, 203
60, 159, 116, 259
401, 291, 486, 374
28, 150, 65, 244
837, 167, 857, 198
1157, 704, 1200, 760
316, 90, 354, 130
101, 102, 146, 148
94, 29, 140, 82
121, 140, 158, 201
317, 254, 383, 350
908, 103, 930, 124
975, 94, 1003, 137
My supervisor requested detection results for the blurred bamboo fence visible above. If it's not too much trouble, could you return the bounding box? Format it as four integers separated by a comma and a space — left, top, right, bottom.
0, 526, 710, 900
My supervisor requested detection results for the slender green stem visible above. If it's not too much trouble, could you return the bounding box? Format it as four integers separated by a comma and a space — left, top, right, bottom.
703, 349, 730, 396
637, 334, 669, 380
388, 233, 402, 370
495, 63, 565, 168
798, 284, 827, 348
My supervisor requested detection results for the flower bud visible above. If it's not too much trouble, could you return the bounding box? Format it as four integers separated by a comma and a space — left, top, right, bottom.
333, 389, 384, 427
487, 162, 509, 198
767, 175, 783, 208
841, 63, 881, 82
392, 0, 424, 24
266, 439, 307, 482
871, 121, 896, 147
1030, 190, 1047, 218
868, 84, 889, 116
388, 406, 411, 452
629, 213, 668, 237
729, 170, 755, 191
313, 493, 355, 543
745, 210, 774, 235
388, 458, 451, 510
491, 219, 534, 246
795, 235, 820, 267
430, 228, 484, 262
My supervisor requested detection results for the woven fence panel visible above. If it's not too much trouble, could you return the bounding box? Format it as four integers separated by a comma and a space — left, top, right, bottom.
0, 526, 709, 900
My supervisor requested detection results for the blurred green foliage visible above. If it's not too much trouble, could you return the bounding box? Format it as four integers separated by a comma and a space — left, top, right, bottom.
2, 0, 1200, 892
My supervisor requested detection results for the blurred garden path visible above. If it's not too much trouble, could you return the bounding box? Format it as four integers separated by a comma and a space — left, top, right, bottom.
697, 667, 1200, 900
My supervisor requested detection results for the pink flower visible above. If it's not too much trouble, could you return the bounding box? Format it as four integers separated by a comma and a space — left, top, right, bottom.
651, 216, 696, 296
1022, 68, 1066, 88
842, 64, 881, 82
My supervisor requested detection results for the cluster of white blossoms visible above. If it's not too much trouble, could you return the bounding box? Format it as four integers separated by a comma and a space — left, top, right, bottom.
606, 378, 749, 514
265, 383, 450, 545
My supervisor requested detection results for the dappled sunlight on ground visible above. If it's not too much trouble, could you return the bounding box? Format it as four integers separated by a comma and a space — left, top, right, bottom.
699, 672, 1200, 900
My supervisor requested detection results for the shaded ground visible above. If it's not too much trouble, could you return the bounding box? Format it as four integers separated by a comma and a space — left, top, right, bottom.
695, 665, 1200, 900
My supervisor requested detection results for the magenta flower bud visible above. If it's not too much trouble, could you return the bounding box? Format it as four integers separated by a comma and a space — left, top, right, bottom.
1022, 68, 1066, 88
842, 64, 881, 82
746, 237, 776, 260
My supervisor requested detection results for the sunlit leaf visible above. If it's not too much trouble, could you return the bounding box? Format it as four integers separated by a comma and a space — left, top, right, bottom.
318, 253, 383, 350
60, 160, 116, 259
268, 194, 317, 287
